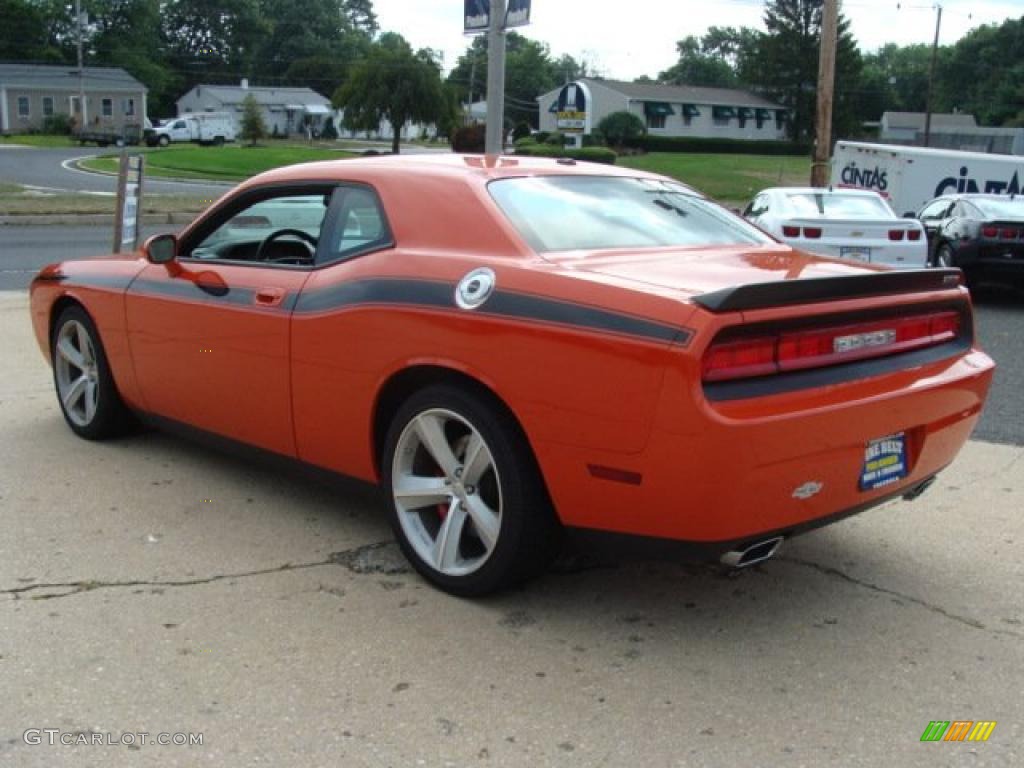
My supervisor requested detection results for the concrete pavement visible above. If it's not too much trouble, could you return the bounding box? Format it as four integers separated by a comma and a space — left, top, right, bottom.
1, 292, 1021, 766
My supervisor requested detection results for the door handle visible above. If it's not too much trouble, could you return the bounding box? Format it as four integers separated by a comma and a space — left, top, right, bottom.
254, 287, 286, 307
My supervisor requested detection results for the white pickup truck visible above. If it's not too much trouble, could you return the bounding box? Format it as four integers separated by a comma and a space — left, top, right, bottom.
832, 141, 1024, 217
147, 113, 237, 147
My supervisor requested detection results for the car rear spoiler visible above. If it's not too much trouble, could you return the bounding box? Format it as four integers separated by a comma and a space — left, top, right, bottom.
693, 268, 963, 313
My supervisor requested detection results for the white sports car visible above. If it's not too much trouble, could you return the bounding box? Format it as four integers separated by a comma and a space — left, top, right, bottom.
743, 187, 927, 269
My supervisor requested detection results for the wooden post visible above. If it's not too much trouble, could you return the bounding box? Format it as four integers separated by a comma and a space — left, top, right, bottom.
923, 5, 943, 148
811, 0, 839, 187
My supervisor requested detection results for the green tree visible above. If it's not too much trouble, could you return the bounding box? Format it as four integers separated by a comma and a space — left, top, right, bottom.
938, 17, 1024, 126
752, 0, 862, 142
333, 33, 448, 154
659, 36, 738, 87
597, 111, 646, 148
0, 0, 50, 60
240, 93, 266, 145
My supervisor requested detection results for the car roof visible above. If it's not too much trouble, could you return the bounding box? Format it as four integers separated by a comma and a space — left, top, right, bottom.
762, 187, 885, 198
241, 153, 696, 192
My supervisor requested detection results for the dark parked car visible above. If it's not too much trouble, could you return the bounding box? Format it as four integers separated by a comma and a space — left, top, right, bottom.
917, 194, 1024, 286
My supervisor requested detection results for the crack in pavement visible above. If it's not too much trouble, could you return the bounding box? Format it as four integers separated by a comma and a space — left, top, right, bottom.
0, 541, 400, 601
777, 555, 1022, 639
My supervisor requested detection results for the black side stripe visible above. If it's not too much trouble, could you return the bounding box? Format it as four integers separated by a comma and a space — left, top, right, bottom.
64, 274, 690, 346
295, 278, 690, 345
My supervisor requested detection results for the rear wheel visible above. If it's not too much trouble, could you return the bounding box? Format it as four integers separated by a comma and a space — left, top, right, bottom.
158, 135, 169, 147
935, 242, 955, 268
52, 306, 133, 440
381, 385, 560, 596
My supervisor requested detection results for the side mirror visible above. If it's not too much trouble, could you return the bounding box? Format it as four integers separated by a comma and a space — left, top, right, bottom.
143, 233, 177, 264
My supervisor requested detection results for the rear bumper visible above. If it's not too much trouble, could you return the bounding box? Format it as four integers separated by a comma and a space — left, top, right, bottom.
536, 348, 994, 543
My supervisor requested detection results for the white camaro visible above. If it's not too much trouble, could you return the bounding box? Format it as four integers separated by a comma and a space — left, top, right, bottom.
743, 187, 928, 269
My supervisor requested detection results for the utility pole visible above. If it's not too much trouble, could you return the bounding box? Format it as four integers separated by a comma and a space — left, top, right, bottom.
485, 0, 507, 154
811, 0, 838, 187
923, 4, 943, 148
75, 0, 87, 131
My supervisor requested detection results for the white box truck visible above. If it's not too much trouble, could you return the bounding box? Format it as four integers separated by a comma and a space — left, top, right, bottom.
147, 112, 237, 147
832, 141, 1024, 217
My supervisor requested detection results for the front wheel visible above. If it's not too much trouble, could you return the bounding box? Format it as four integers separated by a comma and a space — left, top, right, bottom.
381, 385, 560, 596
52, 306, 133, 440
158, 135, 170, 147
935, 243, 955, 268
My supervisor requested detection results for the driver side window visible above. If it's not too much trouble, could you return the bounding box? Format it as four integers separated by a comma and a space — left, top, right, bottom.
189, 192, 331, 265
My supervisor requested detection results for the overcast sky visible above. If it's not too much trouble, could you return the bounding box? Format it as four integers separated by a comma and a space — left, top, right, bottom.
375, 0, 1022, 81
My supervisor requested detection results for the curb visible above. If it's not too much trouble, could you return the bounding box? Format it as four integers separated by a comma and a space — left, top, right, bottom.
0, 212, 199, 227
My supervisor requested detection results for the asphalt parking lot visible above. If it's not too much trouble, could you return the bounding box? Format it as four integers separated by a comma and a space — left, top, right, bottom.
1, 290, 1021, 767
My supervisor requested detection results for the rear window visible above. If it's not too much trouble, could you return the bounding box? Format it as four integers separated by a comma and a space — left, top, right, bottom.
971, 197, 1024, 219
785, 193, 893, 218
488, 176, 772, 253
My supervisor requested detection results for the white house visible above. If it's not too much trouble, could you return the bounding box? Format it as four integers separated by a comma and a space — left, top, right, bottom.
879, 111, 1023, 156
537, 79, 787, 143
176, 80, 331, 137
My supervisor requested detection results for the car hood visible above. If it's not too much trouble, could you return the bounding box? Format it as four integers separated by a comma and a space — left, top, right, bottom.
544, 244, 888, 300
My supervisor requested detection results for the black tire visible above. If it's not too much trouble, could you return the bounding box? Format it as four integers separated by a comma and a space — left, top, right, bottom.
51, 305, 134, 440
935, 242, 955, 268
213, 136, 225, 146
381, 384, 561, 596
158, 135, 169, 147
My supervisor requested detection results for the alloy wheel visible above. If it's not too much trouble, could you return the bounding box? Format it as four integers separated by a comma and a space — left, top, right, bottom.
54, 319, 99, 427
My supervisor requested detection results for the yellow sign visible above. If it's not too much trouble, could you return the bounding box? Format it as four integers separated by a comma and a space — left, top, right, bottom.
556, 110, 586, 132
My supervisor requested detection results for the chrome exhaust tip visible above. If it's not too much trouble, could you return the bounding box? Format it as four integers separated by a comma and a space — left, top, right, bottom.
720, 536, 784, 569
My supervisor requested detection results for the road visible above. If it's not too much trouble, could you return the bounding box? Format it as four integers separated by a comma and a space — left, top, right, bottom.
0, 290, 1021, 768
0, 146, 232, 197
2, 224, 1022, 446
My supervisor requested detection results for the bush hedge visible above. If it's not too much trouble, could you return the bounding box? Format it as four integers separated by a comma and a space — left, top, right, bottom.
513, 142, 617, 165
628, 135, 811, 156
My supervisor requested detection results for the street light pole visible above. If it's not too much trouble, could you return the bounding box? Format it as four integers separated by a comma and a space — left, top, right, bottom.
923, 4, 943, 148
75, 0, 87, 131
485, 0, 507, 154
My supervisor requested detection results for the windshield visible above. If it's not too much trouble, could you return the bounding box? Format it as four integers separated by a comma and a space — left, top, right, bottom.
785, 193, 893, 218
972, 197, 1024, 219
488, 176, 773, 253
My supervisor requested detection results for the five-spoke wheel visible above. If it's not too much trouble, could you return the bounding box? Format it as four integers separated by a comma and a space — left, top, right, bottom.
51, 306, 132, 439
382, 385, 560, 595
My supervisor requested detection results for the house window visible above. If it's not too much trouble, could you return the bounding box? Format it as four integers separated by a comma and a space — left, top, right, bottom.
712, 106, 736, 126
17, 96, 30, 118
643, 102, 674, 131
737, 108, 755, 128
123, 98, 135, 116
43, 97, 54, 117
71, 96, 82, 114
647, 114, 666, 130
682, 104, 701, 127
775, 110, 786, 130
102, 98, 113, 117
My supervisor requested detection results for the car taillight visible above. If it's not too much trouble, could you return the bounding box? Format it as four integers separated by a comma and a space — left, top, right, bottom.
1001, 228, 1018, 239
982, 226, 998, 238
803, 227, 822, 239
782, 225, 801, 238
702, 311, 961, 383
907, 230, 922, 241
888, 229, 906, 241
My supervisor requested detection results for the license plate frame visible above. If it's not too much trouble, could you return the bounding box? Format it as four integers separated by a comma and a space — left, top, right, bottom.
859, 433, 908, 491
840, 246, 872, 262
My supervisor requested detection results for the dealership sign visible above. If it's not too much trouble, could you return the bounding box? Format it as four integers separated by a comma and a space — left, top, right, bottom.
464, 0, 532, 33
555, 82, 591, 134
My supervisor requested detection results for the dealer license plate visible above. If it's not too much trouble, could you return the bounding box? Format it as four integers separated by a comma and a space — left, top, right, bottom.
860, 433, 908, 491
840, 246, 872, 262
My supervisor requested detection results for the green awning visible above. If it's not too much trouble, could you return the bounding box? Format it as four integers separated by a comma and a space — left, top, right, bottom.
755, 108, 773, 120
775, 109, 787, 120
712, 106, 736, 119
737, 107, 756, 119
682, 104, 701, 118
643, 101, 676, 117
548, 99, 559, 113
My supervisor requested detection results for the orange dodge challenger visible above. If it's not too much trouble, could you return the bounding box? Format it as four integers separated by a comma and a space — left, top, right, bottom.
30, 155, 994, 595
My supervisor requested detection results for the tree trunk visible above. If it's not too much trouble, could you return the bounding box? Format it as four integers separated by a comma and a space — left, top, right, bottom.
391, 120, 401, 154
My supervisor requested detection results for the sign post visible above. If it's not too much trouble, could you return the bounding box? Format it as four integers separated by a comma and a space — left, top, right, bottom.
464, 1, 532, 155
113, 149, 145, 253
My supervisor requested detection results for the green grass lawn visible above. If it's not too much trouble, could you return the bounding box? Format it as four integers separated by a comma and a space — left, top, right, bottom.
0, 182, 206, 216
0, 133, 80, 148
618, 152, 812, 204
80, 144, 356, 181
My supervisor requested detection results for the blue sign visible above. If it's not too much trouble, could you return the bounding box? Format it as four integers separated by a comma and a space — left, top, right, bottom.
464, 0, 532, 33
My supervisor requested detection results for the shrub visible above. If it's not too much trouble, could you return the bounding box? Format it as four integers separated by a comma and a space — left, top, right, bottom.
320, 116, 338, 140
514, 143, 617, 165
532, 131, 550, 144
513, 136, 537, 148
512, 121, 532, 142
240, 93, 267, 146
41, 114, 72, 135
452, 123, 486, 152
581, 131, 605, 147
629, 135, 811, 156
597, 111, 646, 148
544, 132, 568, 146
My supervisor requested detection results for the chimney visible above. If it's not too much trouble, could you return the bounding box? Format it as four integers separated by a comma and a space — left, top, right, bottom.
240, 78, 249, 90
